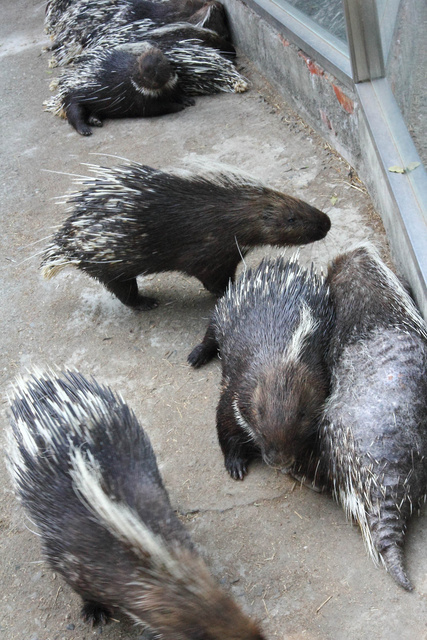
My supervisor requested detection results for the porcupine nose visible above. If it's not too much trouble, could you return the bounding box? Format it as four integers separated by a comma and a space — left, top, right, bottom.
264, 448, 295, 472
311, 209, 331, 240
320, 212, 331, 235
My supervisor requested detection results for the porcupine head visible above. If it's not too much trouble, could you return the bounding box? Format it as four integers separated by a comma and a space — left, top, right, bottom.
235, 307, 330, 472
133, 47, 177, 93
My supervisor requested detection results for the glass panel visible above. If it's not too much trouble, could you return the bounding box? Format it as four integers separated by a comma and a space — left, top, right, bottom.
277, 0, 348, 43
385, 0, 426, 165
376, 0, 401, 62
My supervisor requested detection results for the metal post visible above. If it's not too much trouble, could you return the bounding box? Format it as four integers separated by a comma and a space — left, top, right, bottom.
343, 0, 385, 82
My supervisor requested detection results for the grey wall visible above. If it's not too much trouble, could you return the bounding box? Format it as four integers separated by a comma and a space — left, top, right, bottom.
223, 0, 362, 169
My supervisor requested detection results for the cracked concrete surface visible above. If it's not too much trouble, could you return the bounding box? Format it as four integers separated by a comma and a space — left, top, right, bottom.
1, 1, 426, 639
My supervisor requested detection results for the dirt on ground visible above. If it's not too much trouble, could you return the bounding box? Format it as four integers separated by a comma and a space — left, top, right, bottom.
1, 2, 426, 639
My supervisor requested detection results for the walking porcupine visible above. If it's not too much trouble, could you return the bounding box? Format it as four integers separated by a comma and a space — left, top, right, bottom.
7, 370, 267, 639
40, 162, 331, 309
319, 244, 427, 590
44, 43, 194, 136
188, 256, 334, 480
47, 0, 230, 66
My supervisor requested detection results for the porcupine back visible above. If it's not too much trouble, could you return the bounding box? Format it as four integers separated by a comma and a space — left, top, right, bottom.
7, 370, 266, 639
214, 255, 332, 367
45, 0, 75, 36
8, 370, 191, 552
90, 22, 236, 59
321, 244, 427, 590
47, 0, 130, 65
47, 0, 230, 66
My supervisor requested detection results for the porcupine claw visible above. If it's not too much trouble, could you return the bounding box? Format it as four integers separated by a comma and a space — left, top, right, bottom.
188, 322, 218, 368
225, 455, 248, 480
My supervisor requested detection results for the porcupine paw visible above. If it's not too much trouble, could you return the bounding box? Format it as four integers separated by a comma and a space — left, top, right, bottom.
87, 114, 103, 127
81, 600, 112, 626
133, 295, 159, 311
225, 455, 249, 480
187, 343, 213, 368
76, 123, 93, 136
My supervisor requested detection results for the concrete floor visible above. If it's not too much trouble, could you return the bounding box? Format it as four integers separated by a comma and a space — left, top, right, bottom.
1, 1, 426, 639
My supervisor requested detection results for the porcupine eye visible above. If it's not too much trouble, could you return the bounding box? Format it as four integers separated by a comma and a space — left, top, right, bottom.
261, 206, 297, 227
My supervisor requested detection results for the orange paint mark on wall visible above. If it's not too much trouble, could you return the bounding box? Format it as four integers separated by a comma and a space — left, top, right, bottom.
333, 84, 354, 113
298, 51, 324, 76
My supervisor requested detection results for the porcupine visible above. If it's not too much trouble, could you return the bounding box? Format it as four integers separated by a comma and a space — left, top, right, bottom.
40, 162, 331, 309
7, 370, 267, 639
45, 0, 75, 38
44, 43, 194, 136
317, 244, 427, 590
113, 28, 242, 94
47, 0, 230, 66
188, 256, 334, 480
90, 21, 236, 59
44, 34, 245, 135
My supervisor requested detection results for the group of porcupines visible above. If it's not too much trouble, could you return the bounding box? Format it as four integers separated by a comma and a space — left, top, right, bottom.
6, 1, 427, 638
43, 0, 248, 135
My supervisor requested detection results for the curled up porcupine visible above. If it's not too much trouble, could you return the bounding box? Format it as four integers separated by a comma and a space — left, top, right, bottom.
188, 256, 334, 480
114, 34, 245, 95
316, 244, 427, 590
40, 162, 331, 309
7, 370, 267, 639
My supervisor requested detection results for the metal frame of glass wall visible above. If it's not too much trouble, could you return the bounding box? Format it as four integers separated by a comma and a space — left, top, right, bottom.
248, 0, 427, 315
